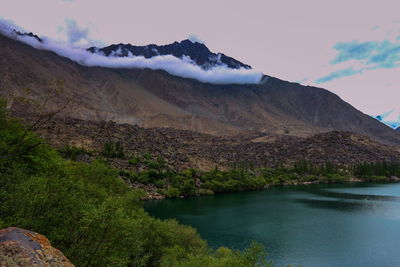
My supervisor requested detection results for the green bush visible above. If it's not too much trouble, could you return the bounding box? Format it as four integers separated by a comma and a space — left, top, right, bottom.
102, 140, 125, 158
58, 145, 90, 160
166, 187, 181, 198
199, 189, 215, 195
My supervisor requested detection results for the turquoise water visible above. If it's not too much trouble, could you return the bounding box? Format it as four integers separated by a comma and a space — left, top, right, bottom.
144, 183, 400, 267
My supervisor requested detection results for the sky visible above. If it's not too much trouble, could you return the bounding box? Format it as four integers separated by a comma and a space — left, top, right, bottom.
1, 0, 399, 119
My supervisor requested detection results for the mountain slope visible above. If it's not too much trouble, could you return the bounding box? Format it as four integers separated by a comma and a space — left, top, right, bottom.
0, 33, 399, 147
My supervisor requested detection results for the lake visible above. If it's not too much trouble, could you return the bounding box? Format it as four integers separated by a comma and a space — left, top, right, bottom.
144, 183, 400, 267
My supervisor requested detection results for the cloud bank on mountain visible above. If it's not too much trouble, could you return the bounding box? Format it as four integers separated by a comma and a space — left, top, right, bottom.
0, 19, 262, 85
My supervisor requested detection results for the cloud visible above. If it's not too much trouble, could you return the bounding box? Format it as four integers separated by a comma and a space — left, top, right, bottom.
188, 34, 204, 44
316, 38, 400, 83
315, 67, 362, 83
0, 19, 262, 85
61, 18, 90, 47
331, 41, 377, 64
332, 40, 400, 68
374, 108, 400, 129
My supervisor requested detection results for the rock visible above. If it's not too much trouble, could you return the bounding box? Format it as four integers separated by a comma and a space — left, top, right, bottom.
0, 227, 74, 267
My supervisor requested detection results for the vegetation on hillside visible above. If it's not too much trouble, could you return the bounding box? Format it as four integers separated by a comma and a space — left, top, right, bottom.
0, 98, 270, 266
111, 153, 400, 198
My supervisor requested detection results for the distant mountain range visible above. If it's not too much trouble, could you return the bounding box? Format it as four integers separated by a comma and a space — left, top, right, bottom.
0, 31, 399, 148
87, 39, 251, 70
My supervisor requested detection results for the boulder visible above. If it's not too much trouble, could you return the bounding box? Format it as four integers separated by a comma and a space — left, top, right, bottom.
0, 227, 74, 267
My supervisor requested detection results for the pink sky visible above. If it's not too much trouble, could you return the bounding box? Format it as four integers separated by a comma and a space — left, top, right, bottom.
1, 0, 400, 116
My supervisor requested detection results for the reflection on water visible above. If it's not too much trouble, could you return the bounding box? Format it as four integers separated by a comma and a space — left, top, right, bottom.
295, 198, 384, 212
145, 183, 400, 267
307, 186, 400, 202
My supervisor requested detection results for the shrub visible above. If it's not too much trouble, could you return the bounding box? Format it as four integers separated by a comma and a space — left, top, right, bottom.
58, 145, 90, 161
198, 189, 215, 196
166, 187, 181, 198
102, 140, 124, 158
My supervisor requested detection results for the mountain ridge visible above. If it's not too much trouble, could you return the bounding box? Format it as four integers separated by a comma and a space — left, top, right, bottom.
0, 32, 399, 147
88, 39, 252, 70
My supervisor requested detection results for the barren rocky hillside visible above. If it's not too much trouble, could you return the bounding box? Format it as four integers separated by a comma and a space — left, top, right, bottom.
29, 116, 400, 171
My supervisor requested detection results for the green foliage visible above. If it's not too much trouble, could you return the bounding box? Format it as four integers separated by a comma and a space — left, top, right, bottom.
58, 145, 91, 160
199, 188, 215, 196
0, 98, 269, 267
159, 241, 272, 267
102, 140, 125, 158
166, 187, 181, 198
128, 157, 392, 198
354, 162, 400, 178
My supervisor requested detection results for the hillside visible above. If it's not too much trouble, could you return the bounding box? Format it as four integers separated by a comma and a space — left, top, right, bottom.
26, 116, 400, 171
0, 33, 399, 147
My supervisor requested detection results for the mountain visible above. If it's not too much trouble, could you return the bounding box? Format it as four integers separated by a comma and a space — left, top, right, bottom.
0, 32, 399, 148
375, 109, 400, 130
88, 39, 252, 70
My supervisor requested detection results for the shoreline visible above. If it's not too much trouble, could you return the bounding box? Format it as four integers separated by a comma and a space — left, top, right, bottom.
140, 176, 400, 201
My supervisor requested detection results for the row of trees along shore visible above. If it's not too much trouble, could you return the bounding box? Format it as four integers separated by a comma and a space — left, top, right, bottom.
85, 139, 400, 198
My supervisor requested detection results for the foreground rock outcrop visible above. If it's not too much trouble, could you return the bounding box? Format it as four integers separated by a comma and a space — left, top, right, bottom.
0, 227, 74, 267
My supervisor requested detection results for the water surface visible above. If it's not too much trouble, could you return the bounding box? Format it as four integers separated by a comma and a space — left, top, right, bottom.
145, 183, 400, 266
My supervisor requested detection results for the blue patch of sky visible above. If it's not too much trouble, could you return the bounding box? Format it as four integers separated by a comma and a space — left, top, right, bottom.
316, 36, 400, 83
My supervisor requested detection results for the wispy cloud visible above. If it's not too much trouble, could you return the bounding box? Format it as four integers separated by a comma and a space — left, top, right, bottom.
332, 40, 400, 68
316, 67, 363, 83
62, 18, 90, 47
316, 34, 400, 83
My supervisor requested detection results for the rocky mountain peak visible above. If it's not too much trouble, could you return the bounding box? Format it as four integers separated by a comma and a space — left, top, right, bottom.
87, 39, 252, 70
